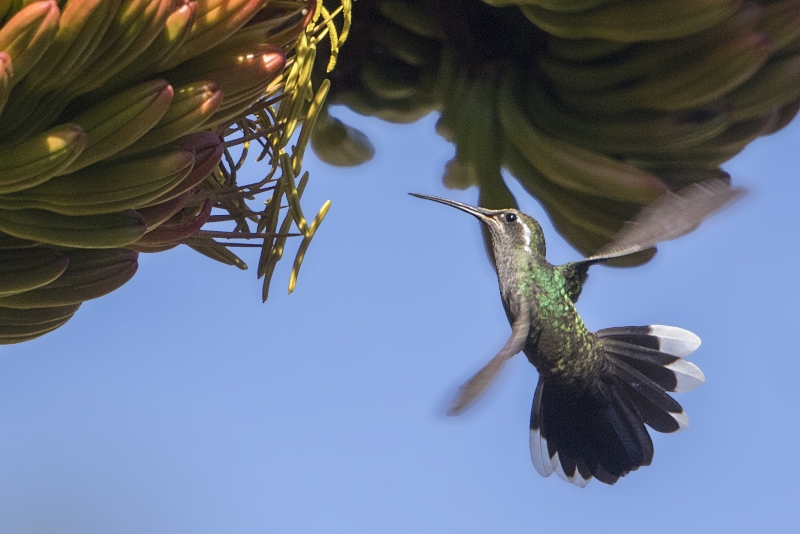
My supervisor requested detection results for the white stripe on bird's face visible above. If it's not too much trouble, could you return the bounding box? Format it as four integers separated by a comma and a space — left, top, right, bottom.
521, 219, 532, 254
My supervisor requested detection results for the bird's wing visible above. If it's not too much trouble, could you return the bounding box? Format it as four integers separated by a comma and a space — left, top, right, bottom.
586, 178, 747, 263
447, 297, 532, 416
558, 261, 593, 303
558, 178, 745, 303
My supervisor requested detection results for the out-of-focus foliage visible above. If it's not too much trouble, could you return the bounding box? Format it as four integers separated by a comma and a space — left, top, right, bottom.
312, 0, 798, 264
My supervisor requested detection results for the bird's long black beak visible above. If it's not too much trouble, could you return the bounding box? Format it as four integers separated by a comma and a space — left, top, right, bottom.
409, 193, 494, 223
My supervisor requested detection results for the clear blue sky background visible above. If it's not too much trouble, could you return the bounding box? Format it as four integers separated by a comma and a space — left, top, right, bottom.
0, 106, 797, 533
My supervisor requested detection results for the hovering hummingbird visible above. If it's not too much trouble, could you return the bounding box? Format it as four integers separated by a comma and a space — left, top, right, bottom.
410, 179, 745, 486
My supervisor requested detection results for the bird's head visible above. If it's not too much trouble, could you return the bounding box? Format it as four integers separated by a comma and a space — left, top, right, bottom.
410, 193, 545, 257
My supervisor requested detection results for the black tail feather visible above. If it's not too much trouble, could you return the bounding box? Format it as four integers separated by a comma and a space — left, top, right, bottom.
599, 325, 705, 392
609, 357, 687, 432
532, 379, 653, 486
605, 381, 655, 469
529, 325, 704, 486
603, 339, 683, 391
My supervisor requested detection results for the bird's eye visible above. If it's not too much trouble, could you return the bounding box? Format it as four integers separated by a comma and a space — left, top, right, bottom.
504, 213, 517, 223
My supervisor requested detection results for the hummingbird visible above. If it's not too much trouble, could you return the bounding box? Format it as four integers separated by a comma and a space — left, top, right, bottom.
410, 178, 745, 486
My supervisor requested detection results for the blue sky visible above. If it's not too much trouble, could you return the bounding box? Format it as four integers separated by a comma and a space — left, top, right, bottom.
0, 107, 797, 533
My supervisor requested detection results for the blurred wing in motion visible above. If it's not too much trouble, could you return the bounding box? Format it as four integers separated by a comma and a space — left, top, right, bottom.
447, 298, 532, 416
587, 178, 747, 262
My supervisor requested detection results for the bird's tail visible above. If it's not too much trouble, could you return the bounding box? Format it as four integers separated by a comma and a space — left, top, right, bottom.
529, 325, 705, 486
